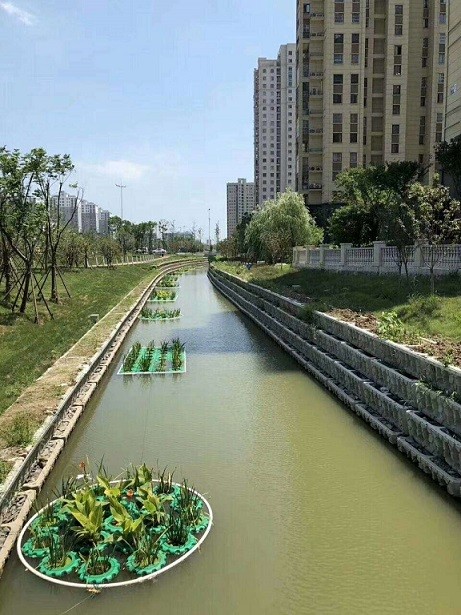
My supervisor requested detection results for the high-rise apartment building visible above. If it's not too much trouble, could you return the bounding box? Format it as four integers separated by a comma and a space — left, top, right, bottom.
296, 0, 448, 217
81, 201, 100, 234
254, 44, 297, 207
446, 0, 461, 140
51, 191, 80, 231
98, 209, 111, 236
226, 179, 255, 237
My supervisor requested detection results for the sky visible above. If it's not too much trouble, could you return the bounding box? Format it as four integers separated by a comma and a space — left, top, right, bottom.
0, 0, 295, 236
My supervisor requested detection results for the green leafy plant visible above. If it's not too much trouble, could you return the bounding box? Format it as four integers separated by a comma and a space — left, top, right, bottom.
136, 485, 166, 527
377, 311, 416, 344
63, 487, 104, 543
176, 480, 201, 524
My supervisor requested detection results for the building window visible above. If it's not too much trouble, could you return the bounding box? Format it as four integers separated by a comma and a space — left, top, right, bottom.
351, 33, 360, 64
364, 77, 368, 107
421, 77, 427, 106
395, 4, 403, 35
439, 33, 446, 65
351, 74, 359, 103
334, 34, 344, 64
363, 116, 367, 145
365, 37, 369, 68
334, 1, 344, 23
436, 112, 443, 142
350, 152, 358, 168
332, 153, 343, 181
350, 113, 358, 143
423, 0, 429, 28
419, 116, 426, 145
438, 73, 445, 103
439, 0, 447, 24
352, 0, 360, 23
333, 113, 343, 143
394, 45, 402, 75
391, 124, 400, 153
333, 74, 343, 104
422, 37, 429, 68
393, 85, 401, 114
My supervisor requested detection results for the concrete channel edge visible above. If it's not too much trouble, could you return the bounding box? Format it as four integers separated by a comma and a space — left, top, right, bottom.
208, 267, 461, 498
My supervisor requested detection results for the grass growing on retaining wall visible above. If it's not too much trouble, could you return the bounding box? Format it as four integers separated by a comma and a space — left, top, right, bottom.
214, 262, 461, 349
0, 265, 156, 416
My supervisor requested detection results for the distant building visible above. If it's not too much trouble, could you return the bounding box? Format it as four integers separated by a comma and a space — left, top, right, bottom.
226, 178, 255, 238
254, 44, 296, 207
51, 191, 80, 231
446, 0, 461, 141
99, 209, 110, 236
81, 201, 100, 234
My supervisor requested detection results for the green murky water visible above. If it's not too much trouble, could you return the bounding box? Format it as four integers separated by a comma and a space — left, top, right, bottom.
1, 270, 461, 614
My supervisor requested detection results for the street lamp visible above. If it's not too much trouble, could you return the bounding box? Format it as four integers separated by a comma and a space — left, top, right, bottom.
115, 181, 126, 219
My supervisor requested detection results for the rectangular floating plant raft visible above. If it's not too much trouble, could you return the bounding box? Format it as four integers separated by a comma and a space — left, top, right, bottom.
118, 346, 187, 375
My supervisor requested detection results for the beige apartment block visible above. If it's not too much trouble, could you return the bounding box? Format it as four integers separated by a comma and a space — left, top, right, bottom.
254, 44, 297, 207
446, 0, 461, 140
296, 0, 448, 215
226, 179, 255, 238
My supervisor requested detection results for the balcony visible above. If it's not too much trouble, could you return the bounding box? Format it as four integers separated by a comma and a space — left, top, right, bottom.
308, 109, 323, 116
309, 166, 323, 173
308, 183, 323, 190
309, 71, 324, 78
309, 89, 323, 97
308, 147, 323, 153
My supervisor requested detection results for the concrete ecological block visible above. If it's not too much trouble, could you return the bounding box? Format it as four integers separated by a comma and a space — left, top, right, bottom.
209, 267, 461, 497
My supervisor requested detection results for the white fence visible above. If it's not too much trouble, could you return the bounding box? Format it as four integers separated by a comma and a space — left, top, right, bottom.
293, 242, 461, 275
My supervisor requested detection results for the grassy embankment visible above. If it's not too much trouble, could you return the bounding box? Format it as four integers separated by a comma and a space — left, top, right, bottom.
214, 261, 461, 366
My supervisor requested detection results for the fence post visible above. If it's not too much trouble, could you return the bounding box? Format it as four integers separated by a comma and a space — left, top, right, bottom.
373, 241, 386, 271
414, 244, 423, 271
319, 245, 326, 268
340, 243, 352, 266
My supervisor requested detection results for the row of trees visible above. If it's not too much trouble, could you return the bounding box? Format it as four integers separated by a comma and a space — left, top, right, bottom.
219, 191, 323, 263
0, 146, 205, 322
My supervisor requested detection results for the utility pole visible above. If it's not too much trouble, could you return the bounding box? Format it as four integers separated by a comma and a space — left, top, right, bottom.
115, 181, 126, 220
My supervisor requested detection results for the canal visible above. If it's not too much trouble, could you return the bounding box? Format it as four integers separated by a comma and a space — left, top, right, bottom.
1, 269, 461, 614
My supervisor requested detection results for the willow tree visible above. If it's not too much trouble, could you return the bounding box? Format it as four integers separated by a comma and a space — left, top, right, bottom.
245, 190, 323, 263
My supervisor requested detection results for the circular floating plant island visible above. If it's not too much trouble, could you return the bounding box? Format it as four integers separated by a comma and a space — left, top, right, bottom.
17, 466, 212, 589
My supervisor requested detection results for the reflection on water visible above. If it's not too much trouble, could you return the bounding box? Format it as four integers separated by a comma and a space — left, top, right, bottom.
1, 270, 461, 615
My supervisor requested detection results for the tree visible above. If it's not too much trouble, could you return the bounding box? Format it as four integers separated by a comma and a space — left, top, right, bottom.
217, 236, 238, 259
99, 237, 121, 268
436, 135, 461, 199
409, 175, 461, 292
30, 148, 81, 303
0, 148, 49, 319
328, 204, 376, 246
245, 190, 323, 263
215, 222, 220, 248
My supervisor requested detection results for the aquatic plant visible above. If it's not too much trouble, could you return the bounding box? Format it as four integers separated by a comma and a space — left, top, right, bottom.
156, 466, 175, 495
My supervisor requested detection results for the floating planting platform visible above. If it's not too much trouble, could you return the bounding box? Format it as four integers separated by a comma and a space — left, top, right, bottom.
139, 308, 181, 322
118, 340, 186, 375
17, 465, 212, 589
156, 275, 179, 289
148, 290, 178, 303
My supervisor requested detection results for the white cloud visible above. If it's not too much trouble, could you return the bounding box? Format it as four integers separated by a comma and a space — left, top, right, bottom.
80, 160, 150, 181
0, 2, 35, 25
